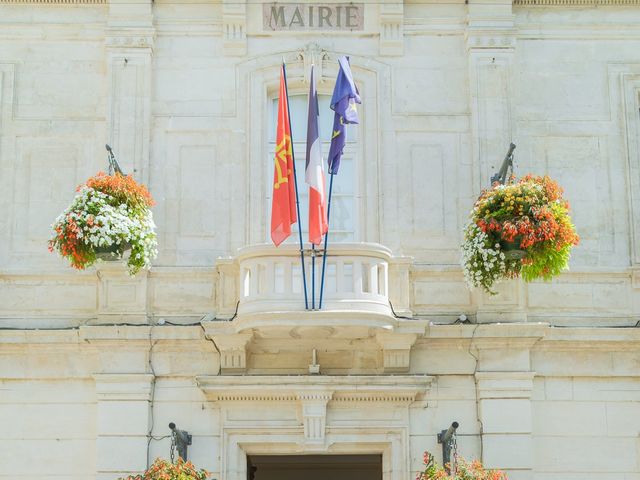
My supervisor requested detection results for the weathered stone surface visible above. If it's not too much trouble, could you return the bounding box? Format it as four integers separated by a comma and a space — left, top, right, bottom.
1, 0, 640, 478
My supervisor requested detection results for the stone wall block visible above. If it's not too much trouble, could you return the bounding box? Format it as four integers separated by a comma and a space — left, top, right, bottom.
480, 398, 532, 434
96, 262, 149, 323
482, 434, 533, 469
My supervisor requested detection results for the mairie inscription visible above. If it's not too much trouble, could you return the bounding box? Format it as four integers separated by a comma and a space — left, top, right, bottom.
263, 3, 364, 31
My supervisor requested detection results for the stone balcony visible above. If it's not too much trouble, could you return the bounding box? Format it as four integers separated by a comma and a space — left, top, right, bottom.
215, 242, 412, 326
207, 242, 422, 375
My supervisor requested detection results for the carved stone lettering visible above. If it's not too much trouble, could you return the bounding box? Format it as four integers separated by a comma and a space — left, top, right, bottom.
263, 3, 364, 31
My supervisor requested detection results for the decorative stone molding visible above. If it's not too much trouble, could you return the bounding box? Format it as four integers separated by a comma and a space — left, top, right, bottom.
514, 0, 640, 5
466, 30, 517, 51
202, 327, 253, 374
296, 391, 332, 444
0, 0, 105, 3
375, 332, 418, 373
297, 43, 330, 83
222, 0, 247, 56
379, 1, 404, 56
104, 32, 155, 49
196, 374, 433, 403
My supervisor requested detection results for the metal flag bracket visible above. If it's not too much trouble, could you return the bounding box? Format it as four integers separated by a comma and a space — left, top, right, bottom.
105, 144, 126, 176
490, 142, 516, 185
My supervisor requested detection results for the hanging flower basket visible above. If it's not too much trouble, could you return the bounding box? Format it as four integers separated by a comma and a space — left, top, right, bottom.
48, 172, 158, 275
119, 458, 209, 480
461, 175, 579, 294
417, 451, 508, 480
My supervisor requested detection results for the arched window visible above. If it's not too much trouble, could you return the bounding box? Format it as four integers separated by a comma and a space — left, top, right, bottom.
266, 92, 359, 243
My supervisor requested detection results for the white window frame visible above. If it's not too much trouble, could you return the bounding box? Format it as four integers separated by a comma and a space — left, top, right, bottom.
264, 90, 360, 244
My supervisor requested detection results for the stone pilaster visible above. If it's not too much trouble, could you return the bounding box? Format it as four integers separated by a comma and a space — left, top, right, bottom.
94, 373, 154, 480
222, 0, 247, 56
466, 0, 521, 320
471, 325, 542, 479
466, 0, 516, 189
379, 0, 404, 56
475, 371, 535, 480
105, 0, 155, 182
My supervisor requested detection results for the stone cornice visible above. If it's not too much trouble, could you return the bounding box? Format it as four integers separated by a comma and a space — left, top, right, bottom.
419, 323, 640, 351
196, 375, 434, 403
0, 0, 637, 5
0, 0, 105, 3
514, 0, 640, 5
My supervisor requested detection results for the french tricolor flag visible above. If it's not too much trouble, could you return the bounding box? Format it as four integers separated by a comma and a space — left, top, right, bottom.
305, 65, 328, 246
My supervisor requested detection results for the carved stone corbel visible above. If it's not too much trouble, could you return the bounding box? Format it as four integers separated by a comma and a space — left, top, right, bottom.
375, 332, 418, 373
297, 43, 330, 83
204, 330, 253, 374
296, 391, 332, 444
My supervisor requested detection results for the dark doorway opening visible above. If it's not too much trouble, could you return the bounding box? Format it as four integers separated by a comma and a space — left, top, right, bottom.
247, 454, 383, 480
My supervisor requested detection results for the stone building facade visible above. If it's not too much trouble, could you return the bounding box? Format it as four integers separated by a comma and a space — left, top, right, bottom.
1, 0, 640, 479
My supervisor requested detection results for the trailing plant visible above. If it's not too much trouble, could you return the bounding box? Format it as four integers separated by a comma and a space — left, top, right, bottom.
48, 172, 157, 275
461, 175, 579, 294
417, 451, 507, 480
119, 458, 209, 480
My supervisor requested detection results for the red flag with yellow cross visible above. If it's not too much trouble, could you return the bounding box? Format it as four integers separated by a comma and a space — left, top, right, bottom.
270, 65, 297, 246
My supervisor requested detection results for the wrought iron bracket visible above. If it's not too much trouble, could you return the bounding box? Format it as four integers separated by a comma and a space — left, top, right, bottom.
490, 143, 516, 185
437, 421, 459, 472
169, 422, 192, 461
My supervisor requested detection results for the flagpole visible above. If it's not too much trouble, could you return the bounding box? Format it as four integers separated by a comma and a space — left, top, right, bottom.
282, 60, 309, 310
311, 244, 316, 309
319, 171, 335, 309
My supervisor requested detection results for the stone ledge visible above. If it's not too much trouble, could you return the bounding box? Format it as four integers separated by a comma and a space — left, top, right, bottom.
196, 374, 434, 403
93, 373, 154, 401
514, 0, 640, 5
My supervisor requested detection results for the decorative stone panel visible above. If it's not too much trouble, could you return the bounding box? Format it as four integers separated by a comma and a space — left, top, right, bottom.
96, 262, 149, 324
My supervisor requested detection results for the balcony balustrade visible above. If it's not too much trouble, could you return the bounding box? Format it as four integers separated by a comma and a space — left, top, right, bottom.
215, 242, 412, 326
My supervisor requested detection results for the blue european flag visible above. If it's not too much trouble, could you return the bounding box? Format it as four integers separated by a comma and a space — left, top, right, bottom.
327, 56, 360, 174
